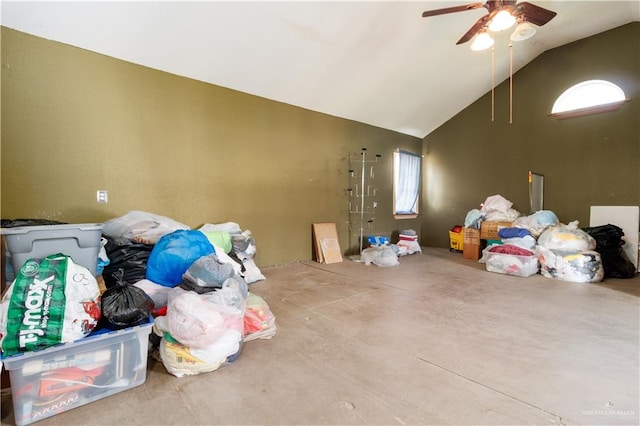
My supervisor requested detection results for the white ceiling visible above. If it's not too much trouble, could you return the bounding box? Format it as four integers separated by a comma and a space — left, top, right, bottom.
2, 1, 639, 138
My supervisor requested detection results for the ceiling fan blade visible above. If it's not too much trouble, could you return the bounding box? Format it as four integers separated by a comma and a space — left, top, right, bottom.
515, 1, 557, 26
456, 14, 492, 45
422, 2, 485, 18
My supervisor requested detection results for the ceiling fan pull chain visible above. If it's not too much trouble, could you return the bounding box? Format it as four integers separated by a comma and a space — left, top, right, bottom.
491, 47, 495, 122
509, 43, 513, 124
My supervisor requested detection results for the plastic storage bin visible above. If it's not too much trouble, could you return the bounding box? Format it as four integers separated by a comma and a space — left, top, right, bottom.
1, 223, 103, 276
485, 251, 539, 277
1, 319, 153, 426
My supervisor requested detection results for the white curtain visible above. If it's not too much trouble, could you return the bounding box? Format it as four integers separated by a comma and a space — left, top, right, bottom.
395, 150, 421, 214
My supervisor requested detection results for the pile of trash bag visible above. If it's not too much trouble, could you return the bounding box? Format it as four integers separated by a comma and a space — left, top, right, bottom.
98, 211, 276, 377
101, 212, 266, 292
468, 196, 637, 282
358, 229, 421, 267
477, 215, 606, 283
465, 194, 522, 229
0, 211, 276, 373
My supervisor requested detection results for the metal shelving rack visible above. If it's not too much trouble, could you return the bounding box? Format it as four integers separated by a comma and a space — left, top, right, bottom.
347, 148, 381, 255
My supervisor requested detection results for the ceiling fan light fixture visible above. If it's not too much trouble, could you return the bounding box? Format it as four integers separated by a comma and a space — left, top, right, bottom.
511, 21, 536, 41
488, 9, 517, 32
470, 32, 495, 51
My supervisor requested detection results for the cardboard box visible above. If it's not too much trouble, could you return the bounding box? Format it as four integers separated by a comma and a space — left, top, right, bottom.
463, 232, 484, 260
312, 223, 343, 264
2, 319, 153, 425
463, 227, 480, 245
463, 243, 482, 260
480, 221, 512, 240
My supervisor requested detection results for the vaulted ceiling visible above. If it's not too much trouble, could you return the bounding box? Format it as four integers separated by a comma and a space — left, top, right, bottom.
2, 1, 639, 138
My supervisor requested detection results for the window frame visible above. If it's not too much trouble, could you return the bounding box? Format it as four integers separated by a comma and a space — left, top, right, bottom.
550, 79, 629, 119
393, 150, 421, 220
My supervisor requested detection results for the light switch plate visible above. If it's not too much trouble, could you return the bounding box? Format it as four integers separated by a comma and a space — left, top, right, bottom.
97, 190, 108, 203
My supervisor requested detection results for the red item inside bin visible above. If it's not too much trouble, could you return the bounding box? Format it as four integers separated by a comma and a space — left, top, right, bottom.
38, 366, 106, 398
489, 244, 534, 256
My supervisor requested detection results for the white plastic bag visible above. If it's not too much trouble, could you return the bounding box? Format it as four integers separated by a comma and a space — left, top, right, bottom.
464, 209, 484, 229
501, 235, 537, 250
483, 208, 521, 222
134, 279, 171, 308
361, 246, 399, 267
166, 288, 227, 348
240, 258, 266, 284
0, 255, 101, 356
537, 221, 596, 252
199, 222, 242, 234
481, 195, 513, 213
103, 210, 190, 244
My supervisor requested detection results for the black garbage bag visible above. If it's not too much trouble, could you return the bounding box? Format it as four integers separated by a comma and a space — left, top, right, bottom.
583, 224, 637, 279
603, 250, 637, 279
102, 236, 154, 287
101, 269, 155, 330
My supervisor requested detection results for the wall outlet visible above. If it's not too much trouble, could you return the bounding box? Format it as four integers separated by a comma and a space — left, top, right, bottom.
97, 190, 108, 203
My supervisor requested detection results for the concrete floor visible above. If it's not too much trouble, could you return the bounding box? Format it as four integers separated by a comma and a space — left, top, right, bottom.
2, 247, 639, 425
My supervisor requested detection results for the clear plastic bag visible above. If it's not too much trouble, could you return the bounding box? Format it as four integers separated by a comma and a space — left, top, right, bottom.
166, 284, 245, 349
360, 246, 399, 267
103, 210, 189, 245
243, 292, 276, 341
537, 246, 604, 283
159, 330, 241, 377
538, 221, 596, 252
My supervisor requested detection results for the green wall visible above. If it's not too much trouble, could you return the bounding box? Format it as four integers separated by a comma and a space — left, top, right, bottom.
0, 27, 422, 266
421, 23, 640, 248
3, 24, 638, 262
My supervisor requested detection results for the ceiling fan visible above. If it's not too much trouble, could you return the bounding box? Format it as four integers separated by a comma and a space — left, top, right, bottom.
421, 0, 557, 46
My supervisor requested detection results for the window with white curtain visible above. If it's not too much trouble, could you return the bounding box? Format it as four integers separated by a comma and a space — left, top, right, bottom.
393, 150, 421, 218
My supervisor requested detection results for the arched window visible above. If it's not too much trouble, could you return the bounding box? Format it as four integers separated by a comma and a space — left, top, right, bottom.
551, 80, 628, 119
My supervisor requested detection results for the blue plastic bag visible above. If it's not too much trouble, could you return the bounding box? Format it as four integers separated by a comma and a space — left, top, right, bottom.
498, 227, 532, 239
146, 230, 215, 287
